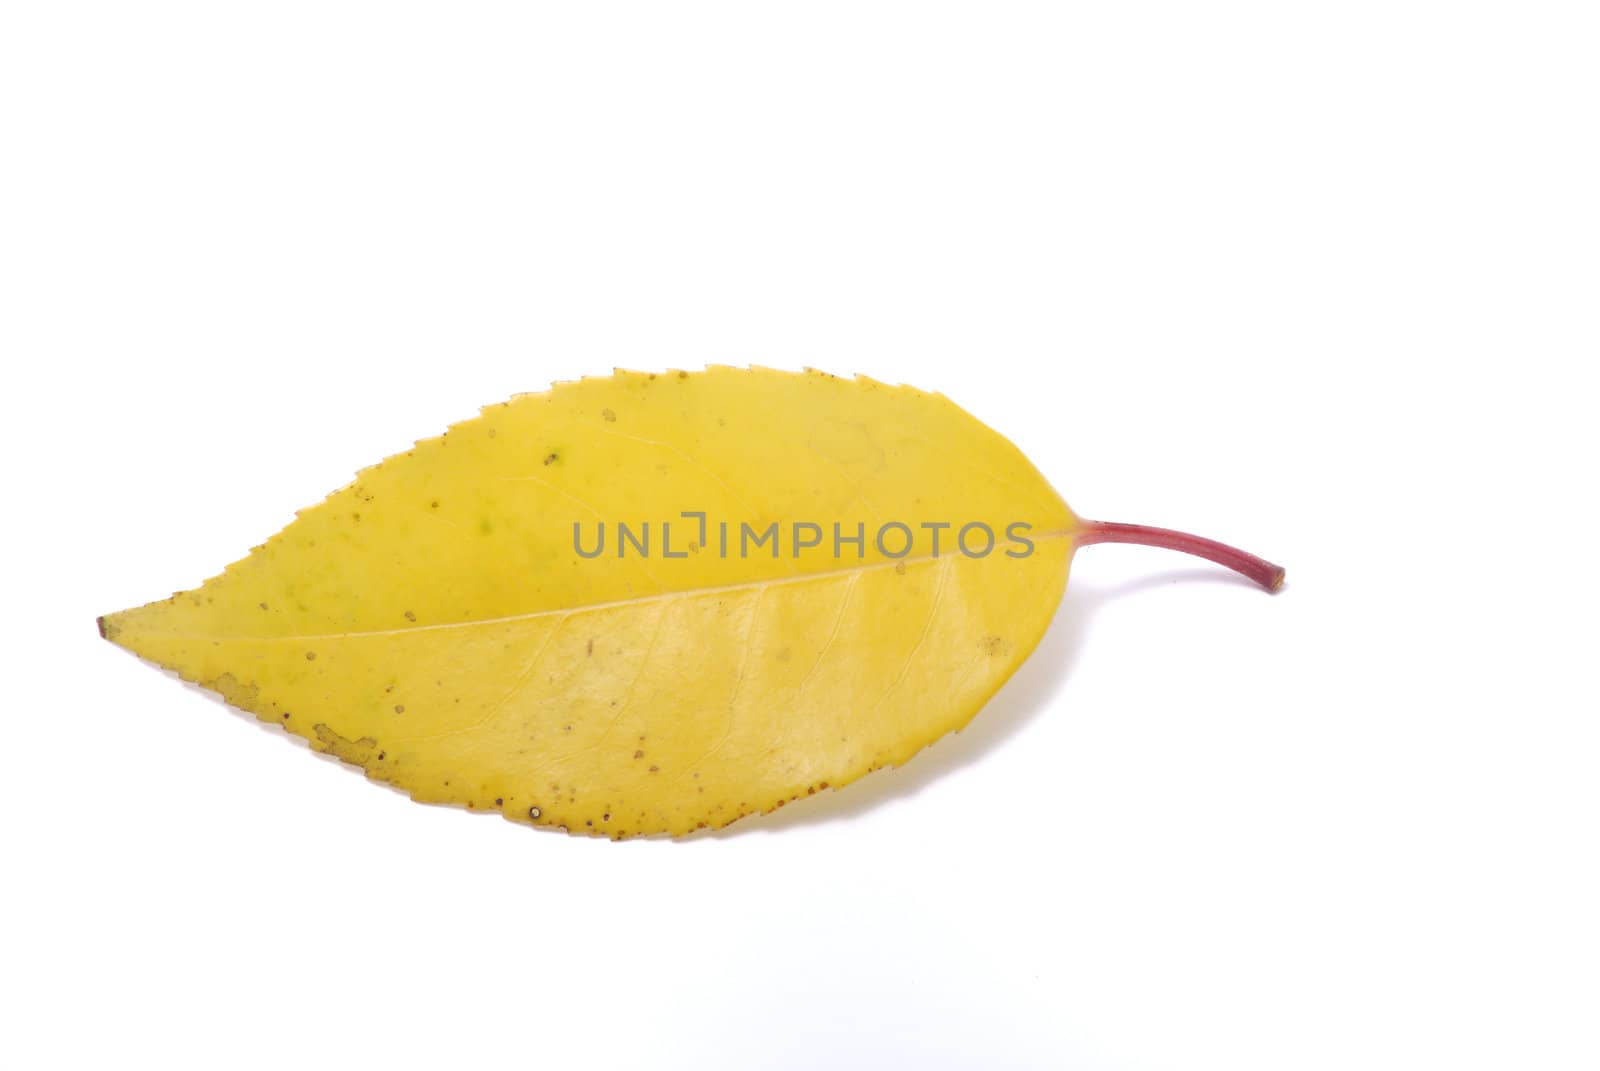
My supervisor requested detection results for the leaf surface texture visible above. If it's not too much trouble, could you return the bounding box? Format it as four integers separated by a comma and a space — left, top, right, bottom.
103, 368, 1077, 836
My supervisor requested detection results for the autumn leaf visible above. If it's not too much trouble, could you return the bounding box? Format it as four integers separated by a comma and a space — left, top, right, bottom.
100, 366, 1280, 837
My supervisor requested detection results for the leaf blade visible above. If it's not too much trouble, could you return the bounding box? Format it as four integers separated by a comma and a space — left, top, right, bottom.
103, 368, 1077, 835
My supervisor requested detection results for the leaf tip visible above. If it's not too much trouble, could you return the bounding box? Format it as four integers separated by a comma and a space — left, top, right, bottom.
96, 612, 126, 645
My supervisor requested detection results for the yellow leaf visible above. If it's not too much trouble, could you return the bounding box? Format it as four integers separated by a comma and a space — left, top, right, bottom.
101, 367, 1281, 837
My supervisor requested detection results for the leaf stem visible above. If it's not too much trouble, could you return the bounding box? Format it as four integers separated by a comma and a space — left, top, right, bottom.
1074, 520, 1285, 593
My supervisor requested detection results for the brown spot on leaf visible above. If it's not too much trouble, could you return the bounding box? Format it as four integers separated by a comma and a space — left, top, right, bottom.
209, 672, 260, 708
313, 724, 378, 767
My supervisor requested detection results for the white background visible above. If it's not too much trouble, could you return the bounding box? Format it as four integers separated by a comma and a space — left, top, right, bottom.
3, 3, 1596, 1069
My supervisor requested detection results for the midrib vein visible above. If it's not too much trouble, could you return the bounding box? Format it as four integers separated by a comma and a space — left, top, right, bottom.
142, 528, 1075, 643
